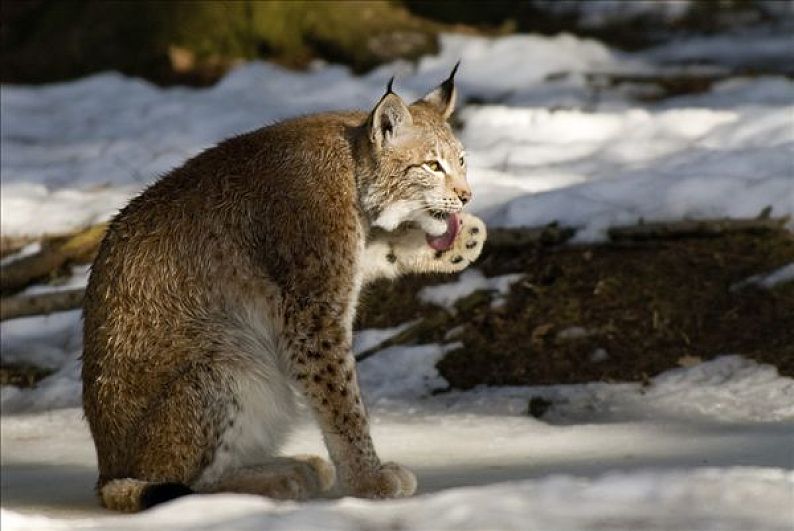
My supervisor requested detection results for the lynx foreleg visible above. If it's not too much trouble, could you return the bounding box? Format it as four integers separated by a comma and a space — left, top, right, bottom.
286, 304, 416, 498
362, 213, 486, 284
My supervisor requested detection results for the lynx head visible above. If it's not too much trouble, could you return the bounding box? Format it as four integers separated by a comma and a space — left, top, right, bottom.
360, 64, 471, 250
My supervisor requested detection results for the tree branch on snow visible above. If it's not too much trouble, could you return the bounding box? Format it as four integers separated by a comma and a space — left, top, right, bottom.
355, 314, 449, 362
0, 288, 85, 321
0, 214, 788, 322
0, 224, 106, 295
607, 216, 789, 242
486, 224, 576, 248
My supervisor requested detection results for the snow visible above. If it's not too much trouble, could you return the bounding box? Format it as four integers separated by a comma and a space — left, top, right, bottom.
0, 242, 40, 267
644, 29, 794, 71
2, 25, 794, 531
752, 262, 794, 288
351, 322, 415, 354
5, 31, 792, 239
0, 311, 82, 371
418, 269, 523, 310
463, 104, 794, 240
659, 75, 794, 109
2, 357, 793, 530
532, 0, 693, 28
3, 469, 792, 531
732, 261, 794, 291
0, 33, 637, 237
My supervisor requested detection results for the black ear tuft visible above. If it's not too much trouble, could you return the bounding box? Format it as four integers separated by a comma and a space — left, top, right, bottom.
448, 60, 461, 84
386, 76, 395, 94
369, 86, 412, 150
418, 62, 460, 120
139, 482, 193, 510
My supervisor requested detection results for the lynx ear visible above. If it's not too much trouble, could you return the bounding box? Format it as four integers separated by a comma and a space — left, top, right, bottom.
369, 77, 412, 150
418, 61, 459, 120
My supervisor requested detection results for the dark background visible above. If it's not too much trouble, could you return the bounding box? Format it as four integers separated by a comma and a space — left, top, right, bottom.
2, 0, 789, 85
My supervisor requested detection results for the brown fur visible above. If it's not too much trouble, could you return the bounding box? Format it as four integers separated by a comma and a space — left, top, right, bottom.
82, 71, 485, 511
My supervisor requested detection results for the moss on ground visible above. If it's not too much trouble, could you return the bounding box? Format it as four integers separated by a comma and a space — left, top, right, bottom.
2, 0, 440, 85
3, 1, 781, 85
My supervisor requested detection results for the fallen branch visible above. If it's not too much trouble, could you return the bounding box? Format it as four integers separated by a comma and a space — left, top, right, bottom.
607, 216, 789, 242
0, 223, 107, 294
355, 314, 448, 362
0, 288, 85, 321
0, 234, 40, 260
0, 215, 789, 321
487, 224, 576, 248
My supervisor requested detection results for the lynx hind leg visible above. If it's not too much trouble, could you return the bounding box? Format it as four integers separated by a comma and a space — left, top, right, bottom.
203, 455, 336, 500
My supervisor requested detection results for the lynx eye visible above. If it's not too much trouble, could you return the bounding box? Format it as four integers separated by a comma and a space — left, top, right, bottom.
423, 160, 443, 173
459, 155, 465, 167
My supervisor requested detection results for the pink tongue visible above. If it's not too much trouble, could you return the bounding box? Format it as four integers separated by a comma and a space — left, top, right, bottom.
426, 213, 460, 251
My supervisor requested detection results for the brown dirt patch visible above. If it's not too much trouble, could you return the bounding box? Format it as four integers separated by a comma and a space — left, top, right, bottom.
358, 228, 794, 388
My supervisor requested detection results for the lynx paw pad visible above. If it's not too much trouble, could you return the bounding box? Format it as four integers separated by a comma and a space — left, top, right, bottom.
436, 214, 486, 270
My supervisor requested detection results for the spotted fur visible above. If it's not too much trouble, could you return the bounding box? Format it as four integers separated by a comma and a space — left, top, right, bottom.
82, 67, 485, 512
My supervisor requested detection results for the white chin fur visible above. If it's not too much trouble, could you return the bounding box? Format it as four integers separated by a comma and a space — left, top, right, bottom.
372, 201, 448, 236
373, 201, 417, 231
418, 215, 447, 236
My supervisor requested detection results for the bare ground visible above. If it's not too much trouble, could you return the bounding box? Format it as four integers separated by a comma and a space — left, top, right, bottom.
357, 228, 794, 388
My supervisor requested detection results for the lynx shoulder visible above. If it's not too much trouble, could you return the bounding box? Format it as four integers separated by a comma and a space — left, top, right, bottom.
82, 66, 485, 512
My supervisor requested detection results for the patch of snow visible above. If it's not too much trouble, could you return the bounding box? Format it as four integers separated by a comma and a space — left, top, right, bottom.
396, 33, 645, 104
441, 355, 794, 424
556, 326, 590, 341
0, 310, 82, 371
644, 29, 794, 71
590, 348, 609, 363
532, 0, 693, 28
418, 270, 523, 310
463, 104, 794, 240
1, 33, 640, 237
1, 351, 82, 413
0, 242, 40, 267
1, 354, 792, 528
658, 76, 794, 109
3, 467, 791, 531
0, 182, 138, 237
357, 343, 452, 404
731, 262, 794, 291
352, 322, 415, 355
3, 33, 792, 241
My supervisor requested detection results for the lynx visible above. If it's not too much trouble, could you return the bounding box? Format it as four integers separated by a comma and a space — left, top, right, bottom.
82, 66, 486, 512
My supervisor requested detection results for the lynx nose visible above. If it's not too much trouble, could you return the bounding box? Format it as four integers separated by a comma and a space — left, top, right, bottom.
454, 183, 471, 205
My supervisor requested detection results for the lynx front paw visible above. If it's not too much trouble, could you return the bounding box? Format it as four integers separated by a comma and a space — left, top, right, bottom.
348, 462, 417, 499
435, 213, 486, 271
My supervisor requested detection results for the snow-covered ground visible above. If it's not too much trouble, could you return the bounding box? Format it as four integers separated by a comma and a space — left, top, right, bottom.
3, 32, 793, 238
2, 26, 793, 531
3, 354, 793, 530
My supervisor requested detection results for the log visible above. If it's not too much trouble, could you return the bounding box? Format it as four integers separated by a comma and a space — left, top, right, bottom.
607, 216, 789, 242
0, 214, 789, 321
355, 314, 448, 362
0, 223, 107, 294
0, 288, 85, 321
0, 234, 39, 260
486, 224, 576, 248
